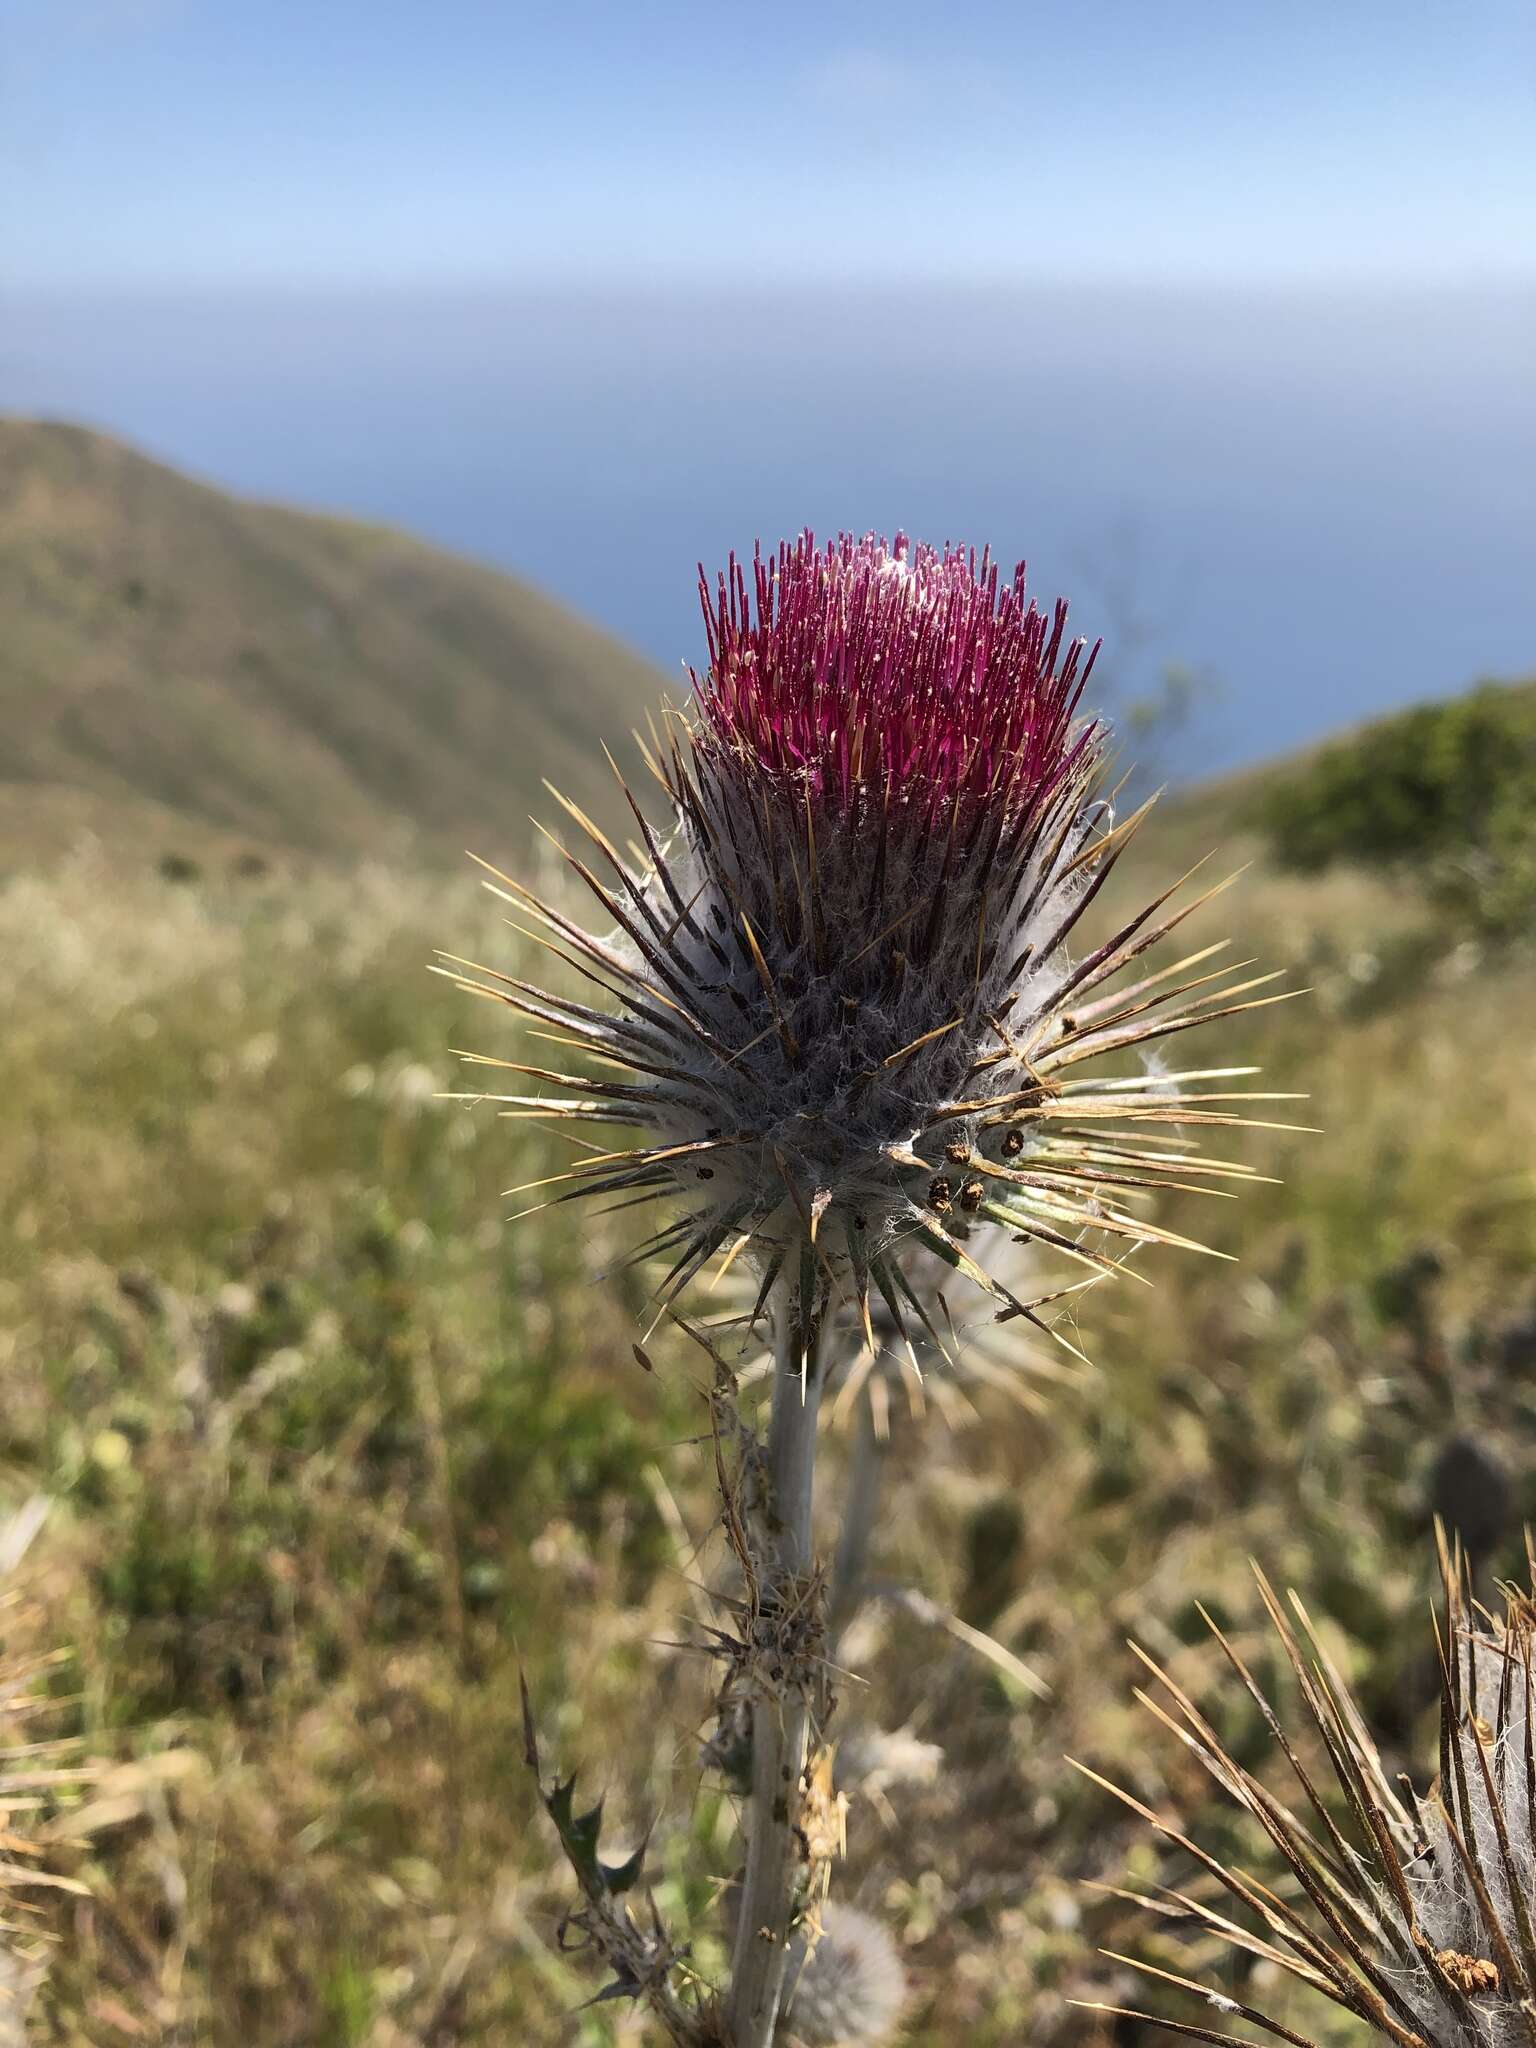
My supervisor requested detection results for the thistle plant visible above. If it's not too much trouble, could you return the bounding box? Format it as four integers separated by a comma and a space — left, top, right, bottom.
1080, 1536, 1536, 2048
444, 531, 1286, 2044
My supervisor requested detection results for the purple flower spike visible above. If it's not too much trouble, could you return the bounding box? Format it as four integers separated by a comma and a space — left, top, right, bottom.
449, 533, 1286, 1349
696, 532, 1098, 835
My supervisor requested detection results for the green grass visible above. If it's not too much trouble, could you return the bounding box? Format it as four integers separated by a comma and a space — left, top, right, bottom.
3, 832, 1536, 2045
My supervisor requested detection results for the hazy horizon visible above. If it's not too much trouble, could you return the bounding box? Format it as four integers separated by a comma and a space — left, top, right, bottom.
5, 276, 1533, 779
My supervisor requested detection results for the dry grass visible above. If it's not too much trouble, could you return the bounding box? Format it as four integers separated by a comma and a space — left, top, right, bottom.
1, 836, 1534, 2044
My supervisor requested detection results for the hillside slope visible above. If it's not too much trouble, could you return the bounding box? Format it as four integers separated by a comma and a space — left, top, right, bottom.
0, 418, 671, 864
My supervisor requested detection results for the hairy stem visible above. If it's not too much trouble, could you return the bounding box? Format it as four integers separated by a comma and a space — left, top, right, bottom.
727, 1283, 825, 2048
827, 1388, 885, 1654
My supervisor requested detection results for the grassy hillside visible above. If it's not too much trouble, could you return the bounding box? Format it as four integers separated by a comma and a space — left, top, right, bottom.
0, 419, 670, 866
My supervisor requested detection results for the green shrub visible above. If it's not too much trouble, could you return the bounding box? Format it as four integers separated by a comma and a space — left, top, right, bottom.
1260, 681, 1536, 938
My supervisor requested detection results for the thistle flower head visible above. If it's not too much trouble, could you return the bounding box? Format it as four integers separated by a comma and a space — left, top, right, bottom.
780, 1901, 907, 2047
448, 531, 1286, 1346
1083, 1539, 1536, 2048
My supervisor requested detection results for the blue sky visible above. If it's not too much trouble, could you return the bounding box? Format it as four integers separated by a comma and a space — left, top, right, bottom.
6, 0, 1534, 288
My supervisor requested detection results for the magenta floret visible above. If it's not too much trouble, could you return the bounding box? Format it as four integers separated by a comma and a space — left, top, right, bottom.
695, 531, 1099, 829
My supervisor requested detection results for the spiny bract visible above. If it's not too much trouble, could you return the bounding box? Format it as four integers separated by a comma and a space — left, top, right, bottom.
1083, 1539, 1536, 2048
444, 532, 1289, 1345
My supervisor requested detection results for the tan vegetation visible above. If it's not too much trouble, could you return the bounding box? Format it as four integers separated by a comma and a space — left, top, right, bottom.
0, 819, 1533, 2042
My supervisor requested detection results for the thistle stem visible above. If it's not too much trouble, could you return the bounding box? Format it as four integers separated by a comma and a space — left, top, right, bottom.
727, 1284, 824, 2048
827, 1388, 885, 1653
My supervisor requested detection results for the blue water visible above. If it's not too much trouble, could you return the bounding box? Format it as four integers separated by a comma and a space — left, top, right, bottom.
3, 280, 1532, 776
